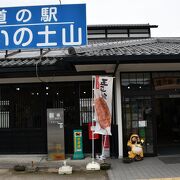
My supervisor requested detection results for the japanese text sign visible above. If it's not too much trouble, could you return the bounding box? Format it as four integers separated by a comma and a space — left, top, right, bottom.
73, 130, 84, 159
0, 4, 87, 50
94, 76, 113, 135
74, 130, 83, 152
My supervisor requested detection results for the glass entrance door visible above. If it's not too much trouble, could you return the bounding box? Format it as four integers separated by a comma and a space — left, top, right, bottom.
155, 96, 180, 155
121, 71, 180, 156
122, 95, 154, 156
121, 72, 154, 156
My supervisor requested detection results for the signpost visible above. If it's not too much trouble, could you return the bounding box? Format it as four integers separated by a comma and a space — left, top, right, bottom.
0, 4, 87, 50
47, 108, 65, 160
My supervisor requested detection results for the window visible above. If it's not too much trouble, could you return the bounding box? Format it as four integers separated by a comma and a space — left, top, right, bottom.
107, 29, 128, 38
14, 85, 43, 128
121, 73, 151, 91
88, 29, 106, 39
129, 29, 150, 38
80, 98, 92, 125
0, 100, 10, 128
79, 82, 92, 125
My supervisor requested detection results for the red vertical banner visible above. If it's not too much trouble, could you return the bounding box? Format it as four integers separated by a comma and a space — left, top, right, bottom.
102, 135, 110, 157
96, 76, 100, 89
88, 122, 99, 140
93, 76, 113, 135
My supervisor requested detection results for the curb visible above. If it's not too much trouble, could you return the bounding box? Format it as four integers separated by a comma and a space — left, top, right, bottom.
136, 178, 180, 180
0, 169, 10, 174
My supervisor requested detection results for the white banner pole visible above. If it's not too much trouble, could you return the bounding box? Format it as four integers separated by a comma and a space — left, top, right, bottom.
92, 75, 95, 162
86, 75, 100, 170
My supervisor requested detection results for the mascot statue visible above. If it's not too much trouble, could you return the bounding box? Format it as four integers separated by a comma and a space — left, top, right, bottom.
124, 133, 144, 163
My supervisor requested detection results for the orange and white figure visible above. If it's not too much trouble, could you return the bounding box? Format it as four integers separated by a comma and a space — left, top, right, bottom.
93, 76, 113, 135
127, 134, 144, 161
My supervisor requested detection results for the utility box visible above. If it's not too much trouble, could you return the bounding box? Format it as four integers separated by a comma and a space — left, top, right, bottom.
47, 108, 65, 160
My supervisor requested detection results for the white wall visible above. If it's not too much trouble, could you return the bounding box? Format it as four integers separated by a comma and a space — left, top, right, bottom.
115, 71, 123, 158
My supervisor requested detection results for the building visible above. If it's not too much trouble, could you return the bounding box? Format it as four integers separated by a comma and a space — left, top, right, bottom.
1, 24, 180, 158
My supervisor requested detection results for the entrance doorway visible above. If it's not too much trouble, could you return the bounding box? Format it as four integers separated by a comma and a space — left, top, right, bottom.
155, 97, 180, 155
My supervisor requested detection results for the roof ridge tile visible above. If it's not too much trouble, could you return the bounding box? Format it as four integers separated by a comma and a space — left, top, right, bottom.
68, 38, 157, 55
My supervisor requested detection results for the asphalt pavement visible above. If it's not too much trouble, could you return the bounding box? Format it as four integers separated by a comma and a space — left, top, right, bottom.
107, 156, 180, 180
1, 155, 180, 180
0, 170, 108, 180
0, 155, 108, 180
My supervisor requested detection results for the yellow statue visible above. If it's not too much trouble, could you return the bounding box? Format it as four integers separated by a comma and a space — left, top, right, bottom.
127, 134, 144, 161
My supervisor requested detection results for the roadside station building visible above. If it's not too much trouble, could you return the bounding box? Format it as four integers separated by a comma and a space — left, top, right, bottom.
0, 24, 180, 158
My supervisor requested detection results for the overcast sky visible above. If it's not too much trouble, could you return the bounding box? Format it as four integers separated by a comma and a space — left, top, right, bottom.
0, 0, 179, 37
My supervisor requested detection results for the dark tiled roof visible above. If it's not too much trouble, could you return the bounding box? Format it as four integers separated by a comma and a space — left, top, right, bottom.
0, 38, 180, 67
0, 57, 58, 67
0, 49, 68, 67
68, 38, 180, 57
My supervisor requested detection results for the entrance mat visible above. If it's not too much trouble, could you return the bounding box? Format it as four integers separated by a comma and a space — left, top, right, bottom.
158, 156, 180, 164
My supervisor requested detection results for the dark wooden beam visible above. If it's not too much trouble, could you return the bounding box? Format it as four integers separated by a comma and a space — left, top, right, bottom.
5, 49, 21, 58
